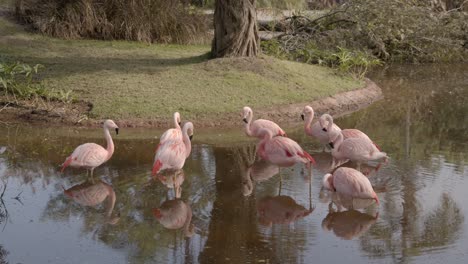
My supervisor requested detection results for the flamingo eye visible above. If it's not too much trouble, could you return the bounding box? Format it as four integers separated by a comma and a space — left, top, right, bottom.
322, 128, 327, 132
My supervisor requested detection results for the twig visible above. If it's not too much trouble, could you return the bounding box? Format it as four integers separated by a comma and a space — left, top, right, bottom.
0, 179, 7, 199
12, 190, 23, 205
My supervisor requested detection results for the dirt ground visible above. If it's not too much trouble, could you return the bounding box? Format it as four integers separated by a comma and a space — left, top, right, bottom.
0, 79, 382, 128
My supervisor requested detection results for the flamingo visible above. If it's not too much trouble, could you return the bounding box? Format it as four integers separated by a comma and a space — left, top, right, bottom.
63, 180, 118, 224
257, 128, 315, 168
320, 114, 381, 150
152, 122, 194, 176
157, 112, 182, 152
61, 119, 119, 177
301, 106, 340, 148
322, 167, 380, 205
327, 128, 387, 170
153, 199, 194, 237
242, 106, 287, 138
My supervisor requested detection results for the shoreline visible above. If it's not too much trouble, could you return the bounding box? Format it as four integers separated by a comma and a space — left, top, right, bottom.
0, 79, 382, 129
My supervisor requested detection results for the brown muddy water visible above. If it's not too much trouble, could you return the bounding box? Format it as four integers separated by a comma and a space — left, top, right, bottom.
0, 64, 467, 264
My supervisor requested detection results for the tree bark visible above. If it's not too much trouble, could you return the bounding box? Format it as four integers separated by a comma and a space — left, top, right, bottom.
212, 0, 259, 58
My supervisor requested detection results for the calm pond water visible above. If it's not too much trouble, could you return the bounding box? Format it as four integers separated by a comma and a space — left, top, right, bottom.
0, 64, 467, 264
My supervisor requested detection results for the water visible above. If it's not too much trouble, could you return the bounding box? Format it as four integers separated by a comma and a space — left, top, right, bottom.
0, 64, 467, 264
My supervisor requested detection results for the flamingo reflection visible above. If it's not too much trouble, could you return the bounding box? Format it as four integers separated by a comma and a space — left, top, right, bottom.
257, 196, 313, 227
63, 180, 119, 224
322, 209, 379, 240
156, 169, 185, 199
241, 159, 279, 196
153, 199, 194, 237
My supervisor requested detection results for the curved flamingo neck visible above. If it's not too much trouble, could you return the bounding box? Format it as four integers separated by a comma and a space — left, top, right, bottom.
104, 186, 116, 218
104, 127, 114, 160
244, 111, 254, 136
324, 114, 334, 131
173, 113, 181, 130
304, 111, 314, 134
182, 126, 192, 158
333, 132, 344, 152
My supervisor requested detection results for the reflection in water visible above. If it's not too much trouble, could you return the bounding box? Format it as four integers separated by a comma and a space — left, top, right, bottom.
153, 199, 194, 238
257, 195, 313, 227
242, 159, 279, 196
155, 169, 185, 199
0, 64, 467, 263
322, 209, 379, 240
63, 180, 119, 224
320, 191, 377, 211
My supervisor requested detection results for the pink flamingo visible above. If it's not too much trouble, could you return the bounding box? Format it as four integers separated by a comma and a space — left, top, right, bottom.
158, 112, 182, 149
256, 128, 315, 183
301, 106, 340, 148
243, 106, 287, 138
322, 167, 380, 205
327, 128, 387, 170
61, 119, 119, 177
152, 122, 194, 176
320, 114, 381, 150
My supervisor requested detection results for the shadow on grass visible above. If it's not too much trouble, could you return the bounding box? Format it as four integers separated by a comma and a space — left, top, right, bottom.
1, 52, 212, 78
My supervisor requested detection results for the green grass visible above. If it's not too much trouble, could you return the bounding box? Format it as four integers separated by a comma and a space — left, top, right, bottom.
0, 15, 362, 121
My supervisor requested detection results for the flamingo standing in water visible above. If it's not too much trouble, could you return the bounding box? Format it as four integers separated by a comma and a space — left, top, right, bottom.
61, 119, 119, 177
322, 167, 380, 205
152, 122, 194, 176
301, 106, 340, 148
158, 112, 182, 148
257, 128, 315, 185
243, 106, 287, 138
327, 128, 387, 170
320, 114, 381, 150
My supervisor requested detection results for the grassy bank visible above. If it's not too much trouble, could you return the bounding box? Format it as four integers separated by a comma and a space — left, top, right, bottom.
0, 12, 361, 122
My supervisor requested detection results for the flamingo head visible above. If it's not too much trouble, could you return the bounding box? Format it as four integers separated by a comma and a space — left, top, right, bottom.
174, 112, 181, 126
242, 106, 252, 124
322, 173, 334, 191
104, 119, 119, 135
302, 106, 314, 121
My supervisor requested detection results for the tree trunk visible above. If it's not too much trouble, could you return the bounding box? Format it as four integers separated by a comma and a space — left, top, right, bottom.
212, 0, 259, 58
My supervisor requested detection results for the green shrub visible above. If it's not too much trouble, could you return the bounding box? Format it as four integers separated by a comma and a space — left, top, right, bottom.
0, 61, 73, 103
16, 0, 209, 44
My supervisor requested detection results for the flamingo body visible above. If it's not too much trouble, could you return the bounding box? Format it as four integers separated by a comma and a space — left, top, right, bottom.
322, 167, 379, 204
243, 106, 286, 138
61, 120, 119, 175
152, 122, 194, 175
257, 129, 315, 167
153, 199, 194, 237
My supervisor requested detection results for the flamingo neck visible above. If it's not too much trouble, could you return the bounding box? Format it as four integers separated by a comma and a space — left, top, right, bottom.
332, 133, 344, 158
104, 186, 116, 218
173, 114, 180, 130
182, 128, 192, 158
104, 127, 114, 160
325, 114, 334, 132
244, 112, 254, 136
304, 112, 314, 134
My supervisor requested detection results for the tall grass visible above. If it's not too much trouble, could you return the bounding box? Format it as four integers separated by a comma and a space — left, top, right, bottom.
15, 0, 209, 44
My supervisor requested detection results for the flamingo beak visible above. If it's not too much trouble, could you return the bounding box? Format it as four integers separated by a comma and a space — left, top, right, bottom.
189, 135, 193, 141
329, 142, 334, 149
301, 114, 304, 121
322, 128, 327, 132
242, 118, 248, 124
152, 208, 162, 219
115, 128, 119, 135
178, 122, 181, 126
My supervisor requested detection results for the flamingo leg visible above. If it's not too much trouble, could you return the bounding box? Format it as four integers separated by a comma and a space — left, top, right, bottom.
90, 168, 95, 184
356, 162, 362, 171
278, 168, 282, 196
172, 172, 178, 198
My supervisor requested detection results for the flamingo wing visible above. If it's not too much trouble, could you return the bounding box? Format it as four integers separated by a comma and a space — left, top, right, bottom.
337, 138, 377, 161
68, 143, 108, 168
252, 119, 286, 137
334, 168, 375, 199
160, 128, 182, 145
153, 141, 187, 173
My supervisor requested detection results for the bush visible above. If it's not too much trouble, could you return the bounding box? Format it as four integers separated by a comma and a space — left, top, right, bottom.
267, 0, 468, 63
0, 61, 73, 103
15, 0, 209, 44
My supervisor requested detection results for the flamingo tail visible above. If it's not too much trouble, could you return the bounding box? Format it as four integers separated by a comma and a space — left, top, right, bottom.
299, 151, 316, 165
61, 157, 73, 173
152, 160, 163, 176
373, 142, 381, 151
374, 192, 380, 205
